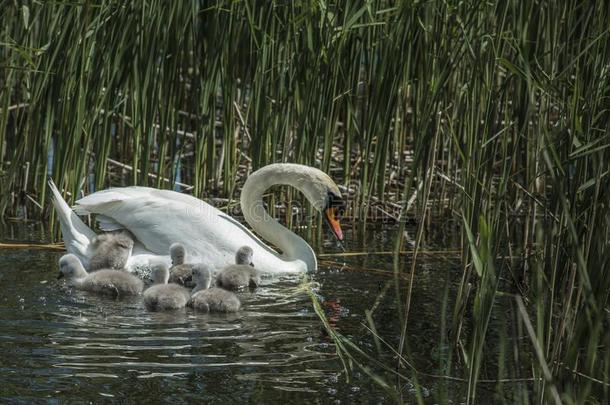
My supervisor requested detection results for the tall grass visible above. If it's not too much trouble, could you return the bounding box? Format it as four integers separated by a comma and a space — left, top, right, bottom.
1, 0, 609, 402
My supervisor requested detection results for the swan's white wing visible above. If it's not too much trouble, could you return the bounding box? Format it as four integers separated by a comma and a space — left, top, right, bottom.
95, 214, 124, 231
48, 179, 96, 266
74, 187, 302, 273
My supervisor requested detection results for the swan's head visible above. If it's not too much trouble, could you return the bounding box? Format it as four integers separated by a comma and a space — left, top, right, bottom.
191, 263, 212, 290
291, 165, 345, 242
242, 163, 346, 245
151, 262, 170, 285
236, 246, 254, 266
321, 189, 345, 242
169, 243, 186, 265
57, 254, 87, 280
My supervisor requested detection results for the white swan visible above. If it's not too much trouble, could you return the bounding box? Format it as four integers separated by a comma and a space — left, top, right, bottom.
49, 163, 344, 274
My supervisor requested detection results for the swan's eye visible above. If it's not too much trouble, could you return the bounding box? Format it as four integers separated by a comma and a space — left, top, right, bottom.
333, 206, 343, 219
324, 192, 345, 241
326, 192, 345, 218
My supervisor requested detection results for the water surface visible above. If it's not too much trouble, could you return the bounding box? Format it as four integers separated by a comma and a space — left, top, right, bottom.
0, 221, 470, 403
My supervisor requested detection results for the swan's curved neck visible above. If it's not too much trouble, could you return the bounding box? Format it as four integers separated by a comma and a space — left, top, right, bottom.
240, 165, 318, 272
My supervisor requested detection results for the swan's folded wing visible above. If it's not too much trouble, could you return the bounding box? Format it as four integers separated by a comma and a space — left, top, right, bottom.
75, 187, 176, 231
75, 187, 208, 215
74, 188, 228, 259
73, 186, 290, 273
95, 214, 124, 231
74, 187, 144, 215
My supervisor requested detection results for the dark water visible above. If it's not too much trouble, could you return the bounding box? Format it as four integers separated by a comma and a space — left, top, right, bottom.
0, 221, 472, 403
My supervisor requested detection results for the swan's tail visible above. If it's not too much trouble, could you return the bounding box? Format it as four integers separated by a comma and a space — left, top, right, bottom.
48, 179, 96, 266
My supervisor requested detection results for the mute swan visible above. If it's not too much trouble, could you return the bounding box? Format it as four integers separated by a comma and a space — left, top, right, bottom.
49, 163, 345, 274
167, 243, 195, 287
88, 231, 134, 271
143, 262, 190, 311
216, 246, 261, 290
188, 263, 240, 313
57, 254, 143, 297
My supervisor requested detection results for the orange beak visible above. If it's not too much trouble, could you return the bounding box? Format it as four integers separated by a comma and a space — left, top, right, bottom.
324, 206, 344, 241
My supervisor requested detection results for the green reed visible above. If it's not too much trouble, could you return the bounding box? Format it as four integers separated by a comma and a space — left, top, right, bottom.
1, 0, 610, 403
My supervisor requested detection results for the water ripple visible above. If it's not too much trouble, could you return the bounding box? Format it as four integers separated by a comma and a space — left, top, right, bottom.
0, 230, 413, 402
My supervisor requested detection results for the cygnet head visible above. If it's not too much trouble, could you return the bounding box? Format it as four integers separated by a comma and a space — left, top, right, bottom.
92, 233, 109, 246
93, 231, 134, 251
151, 262, 170, 285
235, 246, 254, 267
113, 232, 135, 251
170, 243, 186, 265
57, 254, 87, 280
192, 263, 212, 290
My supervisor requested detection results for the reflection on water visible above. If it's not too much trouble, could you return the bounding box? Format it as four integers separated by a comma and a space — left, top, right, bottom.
0, 221, 466, 402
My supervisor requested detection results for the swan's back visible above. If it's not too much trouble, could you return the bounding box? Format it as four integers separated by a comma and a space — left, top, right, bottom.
217, 265, 260, 290
73, 186, 301, 274
80, 270, 143, 297
143, 284, 190, 311
188, 288, 240, 313
74, 187, 225, 260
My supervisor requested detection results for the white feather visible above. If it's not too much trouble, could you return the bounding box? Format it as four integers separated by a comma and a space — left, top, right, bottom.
48, 179, 96, 267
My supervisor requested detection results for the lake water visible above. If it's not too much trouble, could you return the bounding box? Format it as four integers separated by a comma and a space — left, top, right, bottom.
0, 220, 486, 403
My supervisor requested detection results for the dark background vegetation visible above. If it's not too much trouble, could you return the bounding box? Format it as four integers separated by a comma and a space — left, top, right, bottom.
1, 1, 609, 403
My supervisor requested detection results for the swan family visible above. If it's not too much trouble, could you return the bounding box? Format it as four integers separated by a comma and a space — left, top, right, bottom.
50, 163, 344, 274
52, 163, 345, 313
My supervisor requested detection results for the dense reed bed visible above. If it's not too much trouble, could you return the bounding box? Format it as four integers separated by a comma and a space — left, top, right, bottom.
1, 1, 609, 402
